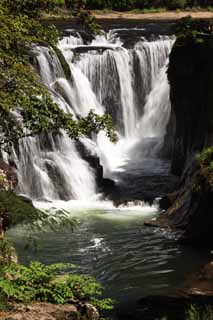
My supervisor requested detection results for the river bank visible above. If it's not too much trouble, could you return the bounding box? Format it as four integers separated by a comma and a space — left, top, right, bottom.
92, 10, 213, 20
42, 10, 213, 22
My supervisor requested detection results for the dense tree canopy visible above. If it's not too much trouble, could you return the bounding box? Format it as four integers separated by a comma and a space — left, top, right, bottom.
68, 0, 213, 11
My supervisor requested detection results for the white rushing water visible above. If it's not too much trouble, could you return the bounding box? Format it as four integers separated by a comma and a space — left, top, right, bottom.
11, 29, 175, 202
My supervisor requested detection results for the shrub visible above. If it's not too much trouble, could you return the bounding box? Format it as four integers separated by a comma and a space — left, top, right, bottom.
192, 147, 213, 192
166, 0, 187, 10
185, 305, 213, 320
0, 261, 114, 310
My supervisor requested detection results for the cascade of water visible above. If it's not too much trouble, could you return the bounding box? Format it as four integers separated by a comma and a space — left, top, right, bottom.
12, 47, 97, 201
11, 30, 175, 201
62, 34, 174, 174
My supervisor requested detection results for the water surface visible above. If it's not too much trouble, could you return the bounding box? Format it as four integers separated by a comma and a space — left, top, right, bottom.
8, 202, 210, 318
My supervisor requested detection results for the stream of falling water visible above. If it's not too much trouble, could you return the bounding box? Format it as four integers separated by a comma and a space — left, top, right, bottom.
10, 29, 174, 202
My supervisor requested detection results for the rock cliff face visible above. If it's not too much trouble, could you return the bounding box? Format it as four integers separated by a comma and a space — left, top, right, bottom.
168, 38, 213, 176
150, 38, 213, 245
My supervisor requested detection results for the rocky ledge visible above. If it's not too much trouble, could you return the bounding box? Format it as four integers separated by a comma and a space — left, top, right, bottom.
145, 157, 213, 245
0, 302, 99, 320
144, 35, 213, 245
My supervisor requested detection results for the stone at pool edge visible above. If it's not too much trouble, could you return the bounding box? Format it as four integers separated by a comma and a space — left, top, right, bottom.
0, 302, 100, 320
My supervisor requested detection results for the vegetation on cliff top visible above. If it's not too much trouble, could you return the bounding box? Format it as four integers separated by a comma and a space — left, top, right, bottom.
175, 16, 213, 43
59, 0, 213, 11
194, 147, 213, 192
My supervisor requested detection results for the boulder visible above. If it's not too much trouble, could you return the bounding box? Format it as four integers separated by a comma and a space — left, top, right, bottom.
0, 303, 100, 320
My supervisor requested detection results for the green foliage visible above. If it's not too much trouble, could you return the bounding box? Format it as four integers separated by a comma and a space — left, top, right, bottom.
53, 0, 65, 7
66, 0, 102, 34
0, 261, 114, 310
0, 191, 41, 229
166, 0, 187, 10
192, 147, 213, 192
0, 238, 16, 266
185, 305, 213, 320
76, 8, 102, 34
175, 16, 213, 44
53, 46, 72, 79
68, 0, 213, 11
0, 191, 77, 235
1, 0, 57, 18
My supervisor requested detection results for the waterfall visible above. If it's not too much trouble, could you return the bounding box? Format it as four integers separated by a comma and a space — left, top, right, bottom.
11, 29, 174, 201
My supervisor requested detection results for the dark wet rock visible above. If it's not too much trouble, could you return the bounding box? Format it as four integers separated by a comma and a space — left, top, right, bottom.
117, 262, 213, 320
72, 46, 114, 54
17, 195, 33, 205
102, 178, 116, 193
75, 140, 103, 190
142, 262, 213, 320
168, 37, 213, 176
159, 190, 178, 210
145, 159, 213, 245
75, 140, 116, 196
145, 37, 213, 245
45, 161, 72, 200
109, 157, 179, 205
129, 294, 213, 320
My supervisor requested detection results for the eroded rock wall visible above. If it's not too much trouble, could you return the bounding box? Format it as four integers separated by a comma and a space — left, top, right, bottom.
168, 38, 213, 176
151, 38, 213, 245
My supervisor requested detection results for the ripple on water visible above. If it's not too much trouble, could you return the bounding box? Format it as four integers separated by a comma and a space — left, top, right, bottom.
7, 203, 210, 307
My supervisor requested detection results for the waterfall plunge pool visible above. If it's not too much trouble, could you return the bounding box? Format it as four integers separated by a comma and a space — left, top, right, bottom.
7, 201, 210, 319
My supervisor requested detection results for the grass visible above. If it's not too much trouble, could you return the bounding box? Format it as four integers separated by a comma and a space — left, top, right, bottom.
129, 6, 213, 14
129, 7, 167, 14
52, 0, 65, 6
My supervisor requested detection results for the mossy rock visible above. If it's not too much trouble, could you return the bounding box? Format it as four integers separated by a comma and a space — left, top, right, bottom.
0, 191, 43, 231
53, 46, 73, 81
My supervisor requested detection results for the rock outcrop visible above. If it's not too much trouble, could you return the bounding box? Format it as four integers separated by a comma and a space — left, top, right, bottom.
168, 37, 213, 176
147, 37, 213, 245
0, 302, 100, 320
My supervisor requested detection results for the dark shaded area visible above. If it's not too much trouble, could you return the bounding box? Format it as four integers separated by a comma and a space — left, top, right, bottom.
65, 0, 213, 11
117, 294, 213, 320
46, 19, 177, 45
109, 158, 178, 205
168, 38, 213, 176
147, 37, 213, 245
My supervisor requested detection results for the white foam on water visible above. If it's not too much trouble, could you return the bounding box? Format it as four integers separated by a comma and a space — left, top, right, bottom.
33, 198, 159, 222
